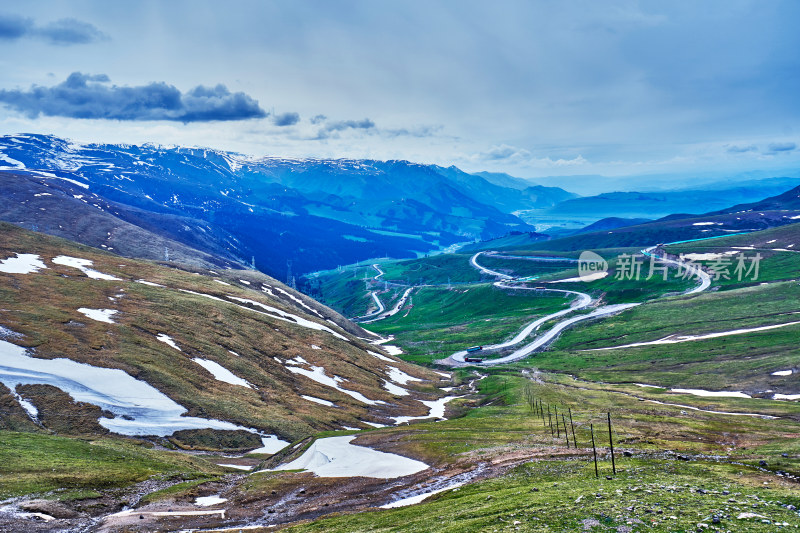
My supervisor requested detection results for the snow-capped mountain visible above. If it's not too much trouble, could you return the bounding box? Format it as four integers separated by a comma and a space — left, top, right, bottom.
0, 134, 571, 277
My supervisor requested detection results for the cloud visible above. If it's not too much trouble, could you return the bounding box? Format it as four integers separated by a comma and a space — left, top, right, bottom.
35, 17, 108, 45
0, 14, 106, 45
0, 72, 268, 122
383, 125, 442, 138
272, 111, 300, 126
310, 114, 327, 124
322, 118, 375, 132
0, 14, 33, 40
315, 117, 375, 139
482, 144, 532, 161
726, 144, 757, 153
767, 142, 796, 152
470, 144, 588, 168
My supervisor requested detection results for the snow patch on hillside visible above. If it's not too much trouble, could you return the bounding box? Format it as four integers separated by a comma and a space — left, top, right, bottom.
229, 296, 348, 340
77, 308, 118, 324
367, 350, 393, 362
286, 364, 383, 405
156, 333, 181, 351
269, 435, 428, 478
382, 380, 409, 396
386, 366, 423, 385
52, 256, 121, 280
0, 339, 255, 436
301, 395, 335, 407
192, 358, 251, 388
0, 254, 48, 274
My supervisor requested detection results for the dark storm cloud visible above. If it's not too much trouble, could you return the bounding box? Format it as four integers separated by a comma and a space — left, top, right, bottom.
767, 142, 796, 152
272, 112, 300, 126
0, 14, 106, 45
0, 72, 268, 122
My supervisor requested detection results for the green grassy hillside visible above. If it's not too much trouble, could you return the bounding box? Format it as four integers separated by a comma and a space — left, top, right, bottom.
0, 222, 444, 444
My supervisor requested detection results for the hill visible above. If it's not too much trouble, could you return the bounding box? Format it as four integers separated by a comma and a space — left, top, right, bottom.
0, 222, 447, 445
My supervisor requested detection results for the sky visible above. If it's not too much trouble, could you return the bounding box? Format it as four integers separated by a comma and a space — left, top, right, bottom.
0, 0, 799, 185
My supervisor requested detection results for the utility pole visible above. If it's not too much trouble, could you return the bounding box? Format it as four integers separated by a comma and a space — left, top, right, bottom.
591, 424, 598, 478
607, 412, 616, 475
569, 408, 577, 448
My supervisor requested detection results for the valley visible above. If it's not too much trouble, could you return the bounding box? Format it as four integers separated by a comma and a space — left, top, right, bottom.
2, 4, 799, 531
1, 143, 800, 532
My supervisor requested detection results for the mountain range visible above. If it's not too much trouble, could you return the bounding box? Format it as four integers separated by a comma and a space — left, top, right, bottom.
0, 134, 577, 278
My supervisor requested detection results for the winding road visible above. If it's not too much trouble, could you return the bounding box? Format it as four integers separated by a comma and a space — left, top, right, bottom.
360, 286, 414, 324
642, 245, 711, 294
440, 244, 711, 366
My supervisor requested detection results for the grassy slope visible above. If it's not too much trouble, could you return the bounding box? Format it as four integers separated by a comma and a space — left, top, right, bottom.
282, 373, 800, 532
0, 222, 443, 444
0, 431, 222, 499
278, 226, 800, 531
664, 222, 800, 290
364, 284, 573, 364
378, 254, 482, 285
517, 279, 800, 392
309, 264, 380, 318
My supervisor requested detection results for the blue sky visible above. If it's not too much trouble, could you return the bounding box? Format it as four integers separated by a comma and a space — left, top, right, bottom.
0, 1, 798, 184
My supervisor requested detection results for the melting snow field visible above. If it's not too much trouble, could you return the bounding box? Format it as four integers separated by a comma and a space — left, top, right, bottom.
367, 350, 393, 362
382, 380, 408, 396
774, 394, 800, 401
772, 370, 794, 376
381, 481, 467, 509
270, 435, 428, 478
218, 463, 253, 471
286, 364, 383, 405
301, 395, 335, 407
386, 366, 423, 385
229, 296, 348, 341
392, 396, 462, 425
192, 358, 251, 388
77, 308, 118, 324
194, 495, 228, 507
156, 333, 181, 351
0, 339, 253, 436
52, 256, 121, 280
682, 251, 739, 261
249, 435, 290, 454
135, 279, 164, 287
670, 388, 751, 399
0, 253, 48, 274
383, 345, 404, 356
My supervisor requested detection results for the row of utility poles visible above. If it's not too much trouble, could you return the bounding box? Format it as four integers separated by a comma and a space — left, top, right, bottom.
524, 387, 616, 477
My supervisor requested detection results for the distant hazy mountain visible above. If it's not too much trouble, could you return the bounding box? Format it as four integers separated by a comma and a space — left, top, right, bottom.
541, 181, 800, 221
570, 217, 653, 235
471, 171, 542, 190
0, 134, 557, 277
711, 184, 800, 213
